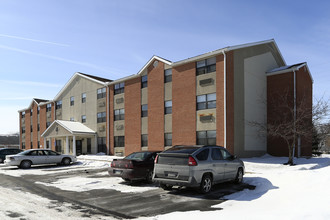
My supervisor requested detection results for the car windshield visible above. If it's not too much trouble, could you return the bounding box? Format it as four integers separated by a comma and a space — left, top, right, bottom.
125, 152, 152, 161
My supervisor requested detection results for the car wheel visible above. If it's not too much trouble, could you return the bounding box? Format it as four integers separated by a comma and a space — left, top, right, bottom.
20, 160, 32, 169
200, 174, 212, 194
160, 184, 173, 190
62, 158, 71, 166
146, 171, 153, 184
235, 168, 243, 184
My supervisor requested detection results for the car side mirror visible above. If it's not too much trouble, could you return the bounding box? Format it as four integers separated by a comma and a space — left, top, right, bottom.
231, 155, 237, 160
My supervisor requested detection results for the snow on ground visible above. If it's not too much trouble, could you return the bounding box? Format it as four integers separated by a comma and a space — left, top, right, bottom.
0, 186, 115, 220
144, 154, 330, 220
1, 154, 330, 219
36, 171, 157, 193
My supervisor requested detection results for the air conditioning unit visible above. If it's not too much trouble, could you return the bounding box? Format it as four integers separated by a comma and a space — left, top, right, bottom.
98, 102, 106, 107
116, 124, 124, 130
200, 114, 214, 123
99, 126, 105, 132
116, 97, 124, 104
199, 78, 214, 87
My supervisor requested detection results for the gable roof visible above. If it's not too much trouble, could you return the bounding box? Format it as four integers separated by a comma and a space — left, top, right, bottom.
267, 62, 313, 82
172, 39, 286, 67
41, 120, 96, 137
53, 72, 111, 101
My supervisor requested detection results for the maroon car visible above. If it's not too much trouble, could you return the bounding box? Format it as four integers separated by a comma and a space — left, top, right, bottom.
108, 151, 160, 183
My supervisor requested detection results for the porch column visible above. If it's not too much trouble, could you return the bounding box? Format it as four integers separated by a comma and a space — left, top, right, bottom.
95, 134, 98, 154
49, 138, 52, 150
73, 135, 76, 156
44, 139, 47, 149
66, 136, 69, 154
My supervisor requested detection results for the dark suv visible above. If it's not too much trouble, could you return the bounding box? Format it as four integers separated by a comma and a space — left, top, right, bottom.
0, 148, 22, 163
153, 145, 245, 193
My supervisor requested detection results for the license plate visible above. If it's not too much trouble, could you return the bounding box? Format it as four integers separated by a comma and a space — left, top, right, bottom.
114, 170, 122, 175
167, 173, 176, 177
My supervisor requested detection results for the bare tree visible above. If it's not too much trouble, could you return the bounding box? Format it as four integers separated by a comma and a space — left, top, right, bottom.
249, 91, 329, 165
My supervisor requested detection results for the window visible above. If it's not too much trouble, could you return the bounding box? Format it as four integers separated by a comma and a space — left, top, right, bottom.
221, 149, 232, 160
70, 117, 74, 121
30, 125, 33, 132
196, 57, 216, 75
70, 96, 74, 106
46, 122, 51, 128
141, 134, 148, 147
114, 109, 125, 121
197, 93, 216, 110
114, 82, 125, 95
37, 107, 40, 114
197, 130, 216, 145
81, 115, 86, 123
165, 133, 172, 146
164, 69, 172, 83
21, 112, 25, 118
22, 143, 25, 149
165, 100, 172, 114
30, 109, 33, 116
97, 87, 106, 99
196, 149, 209, 161
37, 124, 40, 131
22, 127, 25, 134
211, 148, 223, 160
114, 136, 125, 147
141, 75, 148, 88
56, 100, 62, 109
55, 140, 62, 152
141, 104, 148, 117
46, 103, 52, 112
97, 112, 106, 123
97, 137, 107, 153
38, 141, 40, 149
82, 93, 86, 103
30, 142, 33, 149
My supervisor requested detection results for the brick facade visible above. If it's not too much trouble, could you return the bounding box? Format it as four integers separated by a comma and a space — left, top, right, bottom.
172, 62, 196, 145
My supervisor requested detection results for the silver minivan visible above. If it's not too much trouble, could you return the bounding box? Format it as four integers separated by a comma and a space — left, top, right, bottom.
153, 145, 244, 193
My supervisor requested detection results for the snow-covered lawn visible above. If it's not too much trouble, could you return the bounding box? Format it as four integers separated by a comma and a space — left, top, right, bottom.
146, 154, 330, 220
1, 154, 330, 219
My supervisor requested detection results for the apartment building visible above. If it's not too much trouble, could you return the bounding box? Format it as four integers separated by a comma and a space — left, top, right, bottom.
18, 39, 313, 157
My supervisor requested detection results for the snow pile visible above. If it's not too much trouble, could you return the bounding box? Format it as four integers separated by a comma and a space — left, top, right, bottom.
147, 154, 330, 220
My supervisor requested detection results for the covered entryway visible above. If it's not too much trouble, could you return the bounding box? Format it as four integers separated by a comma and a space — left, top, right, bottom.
41, 120, 97, 156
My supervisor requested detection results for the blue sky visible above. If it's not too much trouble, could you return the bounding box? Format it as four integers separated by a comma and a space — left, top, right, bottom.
0, 0, 329, 134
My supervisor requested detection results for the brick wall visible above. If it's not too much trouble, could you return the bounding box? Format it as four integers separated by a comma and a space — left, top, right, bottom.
125, 77, 142, 155
172, 62, 196, 145
148, 62, 165, 150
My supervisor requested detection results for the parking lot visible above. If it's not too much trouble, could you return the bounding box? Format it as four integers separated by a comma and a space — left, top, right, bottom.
0, 163, 254, 219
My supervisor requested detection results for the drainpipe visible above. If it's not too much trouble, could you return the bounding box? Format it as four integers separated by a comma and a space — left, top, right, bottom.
222, 50, 227, 149
293, 70, 297, 158
106, 84, 110, 155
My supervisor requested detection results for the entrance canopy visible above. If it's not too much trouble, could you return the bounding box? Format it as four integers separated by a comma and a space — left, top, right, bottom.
41, 120, 97, 156
41, 120, 96, 138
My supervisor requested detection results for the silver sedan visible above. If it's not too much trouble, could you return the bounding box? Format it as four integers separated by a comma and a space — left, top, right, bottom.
4, 149, 77, 169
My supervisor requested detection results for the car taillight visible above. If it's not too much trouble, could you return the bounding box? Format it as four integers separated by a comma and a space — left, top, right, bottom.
154, 155, 159, 164
125, 161, 133, 169
188, 156, 197, 166
111, 161, 115, 167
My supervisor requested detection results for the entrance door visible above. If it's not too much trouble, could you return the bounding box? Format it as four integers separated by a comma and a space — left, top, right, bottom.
76, 140, 82, 156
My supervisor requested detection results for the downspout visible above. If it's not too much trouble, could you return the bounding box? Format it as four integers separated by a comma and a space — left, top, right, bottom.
106, 84, 110, 155
293, 70, 297, 158
222, 50, 227, 148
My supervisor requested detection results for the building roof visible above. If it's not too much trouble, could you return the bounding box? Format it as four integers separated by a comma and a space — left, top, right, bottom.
78, 72, 113, 83
33, 98, 49, 104
41, 120, 96, 138
267, 62, 313, 82
172, 39, 286, 67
